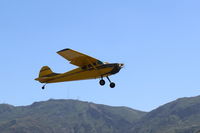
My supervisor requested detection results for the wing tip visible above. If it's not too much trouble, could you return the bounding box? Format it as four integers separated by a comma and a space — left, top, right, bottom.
57, 48, 71, 53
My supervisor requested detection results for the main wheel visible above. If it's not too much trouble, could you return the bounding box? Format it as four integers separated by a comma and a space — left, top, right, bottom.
110, 82, 115, 88
99, 79, 105, 86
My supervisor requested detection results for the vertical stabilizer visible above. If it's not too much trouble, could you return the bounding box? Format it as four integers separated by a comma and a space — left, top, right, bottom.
39, 66, 53, 77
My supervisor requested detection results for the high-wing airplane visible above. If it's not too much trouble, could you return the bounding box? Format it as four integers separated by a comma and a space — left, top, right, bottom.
35, 48, 124, 89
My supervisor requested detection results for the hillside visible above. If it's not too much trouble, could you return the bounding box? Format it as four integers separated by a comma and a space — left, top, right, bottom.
130, 96, 200, 133
1, 96, 200, 133
0, 99, 146, 133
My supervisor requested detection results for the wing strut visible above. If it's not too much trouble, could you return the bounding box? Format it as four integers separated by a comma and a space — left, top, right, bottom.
86, 58, 97, 70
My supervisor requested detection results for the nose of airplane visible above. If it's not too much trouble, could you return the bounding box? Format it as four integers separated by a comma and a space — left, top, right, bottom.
110, 63, 124, 74
119, 63, 124, 68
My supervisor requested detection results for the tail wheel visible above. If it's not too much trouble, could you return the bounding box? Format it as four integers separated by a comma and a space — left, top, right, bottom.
110, 82, 115, 88
99, 79, 105, 86
42, 83, 47, 89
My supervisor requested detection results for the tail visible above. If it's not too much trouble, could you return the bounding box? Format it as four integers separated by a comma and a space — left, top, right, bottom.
39, 66, 53, 77
35, 66, 54, 83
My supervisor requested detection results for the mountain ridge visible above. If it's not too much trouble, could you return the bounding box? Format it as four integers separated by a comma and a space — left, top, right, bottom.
0, 96, 200, 133
130, 95, 200, 133
0, 99, 146, 133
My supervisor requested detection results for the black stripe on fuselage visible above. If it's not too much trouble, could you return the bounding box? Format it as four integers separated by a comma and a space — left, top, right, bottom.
42, 73, 60, 77
45, 63, 118, 82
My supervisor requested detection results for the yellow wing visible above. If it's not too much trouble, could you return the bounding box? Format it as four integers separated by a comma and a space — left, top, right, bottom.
57, 48, 104, 68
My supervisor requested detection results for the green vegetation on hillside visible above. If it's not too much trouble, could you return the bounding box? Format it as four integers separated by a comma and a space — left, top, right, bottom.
0, 99, 146, 133
130, 96, 200, 133
1, 96, 200, 133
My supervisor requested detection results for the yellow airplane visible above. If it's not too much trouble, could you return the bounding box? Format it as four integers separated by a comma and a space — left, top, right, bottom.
35, 48, 124, 89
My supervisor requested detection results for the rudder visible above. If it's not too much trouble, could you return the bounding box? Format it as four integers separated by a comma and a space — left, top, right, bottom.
39, 66, 53, 77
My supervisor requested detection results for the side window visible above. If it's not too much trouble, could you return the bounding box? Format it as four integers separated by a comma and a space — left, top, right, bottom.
82, 66, 87, 70
88, 64, 92, 68
97, 60, 103, 65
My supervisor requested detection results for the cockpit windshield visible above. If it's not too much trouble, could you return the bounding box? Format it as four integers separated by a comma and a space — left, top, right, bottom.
97, 60, 103, 65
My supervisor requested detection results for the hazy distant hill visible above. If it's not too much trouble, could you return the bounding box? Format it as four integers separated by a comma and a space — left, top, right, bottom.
0, 99, 146, 133
130, 96, 200, 133
1, 96, 200, 133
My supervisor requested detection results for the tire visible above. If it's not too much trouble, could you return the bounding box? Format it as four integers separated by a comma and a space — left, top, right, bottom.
110, 82, 115, 88
99, 79, 105, 86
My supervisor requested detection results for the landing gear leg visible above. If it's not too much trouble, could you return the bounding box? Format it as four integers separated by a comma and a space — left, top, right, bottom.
106, 76, 115, 88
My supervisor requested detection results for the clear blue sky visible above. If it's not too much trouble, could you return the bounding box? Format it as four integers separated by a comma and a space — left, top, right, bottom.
0, 0, 200, 111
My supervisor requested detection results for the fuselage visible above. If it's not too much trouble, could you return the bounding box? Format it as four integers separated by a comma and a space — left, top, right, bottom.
37, 63, 123, 83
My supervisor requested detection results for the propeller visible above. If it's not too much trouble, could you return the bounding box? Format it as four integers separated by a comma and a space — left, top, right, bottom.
119, 63, 124, 68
